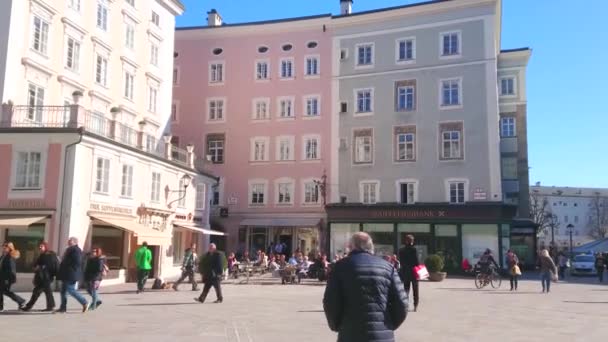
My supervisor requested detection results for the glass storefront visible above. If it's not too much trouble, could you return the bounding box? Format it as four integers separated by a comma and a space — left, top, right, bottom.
5, 224, 45, 272
434, 224, 460, 272
461, 224, 499, 264
91, 226, 125, 269
398, 223, 431, 263
363, 223, 394, 256
330, 223, 359, 258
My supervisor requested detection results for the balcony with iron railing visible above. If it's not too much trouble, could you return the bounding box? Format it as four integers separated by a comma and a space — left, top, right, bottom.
1, 102, 196, 169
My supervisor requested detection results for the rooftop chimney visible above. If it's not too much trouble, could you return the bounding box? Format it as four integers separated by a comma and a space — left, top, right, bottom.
340, 0, 353, 15
207, 9, 222, 27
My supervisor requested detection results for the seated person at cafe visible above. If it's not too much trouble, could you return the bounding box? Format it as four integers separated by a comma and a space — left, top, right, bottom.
240, 250, 251, 263
278, 254, 287, 268
288, 253, 299, 266
227, 252, 238, 274
268, 256, 280, 271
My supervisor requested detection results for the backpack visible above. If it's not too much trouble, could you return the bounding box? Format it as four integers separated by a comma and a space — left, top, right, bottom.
47, 253, 60, 278
152, 278, 163, 289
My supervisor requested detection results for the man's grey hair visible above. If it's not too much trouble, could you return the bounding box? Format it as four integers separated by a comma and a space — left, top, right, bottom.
69, 237, 78, 244
350, 232, 374, 254
209, 243, 217, 249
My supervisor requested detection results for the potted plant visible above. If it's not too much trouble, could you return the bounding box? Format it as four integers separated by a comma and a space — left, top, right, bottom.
424, 254, 447, 282
110, 106, 121, 114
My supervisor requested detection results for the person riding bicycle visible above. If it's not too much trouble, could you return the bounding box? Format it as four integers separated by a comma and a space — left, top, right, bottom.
477, 249, 499, 278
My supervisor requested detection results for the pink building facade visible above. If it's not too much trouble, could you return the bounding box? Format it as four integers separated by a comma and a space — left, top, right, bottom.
172, 13, 333, 255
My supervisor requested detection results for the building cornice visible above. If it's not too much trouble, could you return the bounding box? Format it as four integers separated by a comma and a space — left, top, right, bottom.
21, 57, 55, 76
88, 90, 112, 104
61, 17, 88, 36
157, 0, 185, 16
57, 74, 87, 92
91, 36, 113, 53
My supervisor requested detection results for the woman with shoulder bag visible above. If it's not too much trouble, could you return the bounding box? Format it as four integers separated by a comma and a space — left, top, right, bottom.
0, 242, 26, 312
506, 249, 521, 291
539, 249, 558, 294
22, 242, 58, 311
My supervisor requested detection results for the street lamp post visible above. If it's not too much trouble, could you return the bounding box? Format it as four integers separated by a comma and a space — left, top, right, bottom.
566, 224, 574, 256
545, 213, 556, 246
166, 174, 192, 209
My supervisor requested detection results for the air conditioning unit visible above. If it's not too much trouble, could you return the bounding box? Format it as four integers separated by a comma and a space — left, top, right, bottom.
340, 102, 348, 114
340, 49, 348, 61
339, 138, 348, 150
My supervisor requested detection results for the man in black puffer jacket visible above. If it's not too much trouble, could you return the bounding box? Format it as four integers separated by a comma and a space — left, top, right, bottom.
323, 232, 408, 342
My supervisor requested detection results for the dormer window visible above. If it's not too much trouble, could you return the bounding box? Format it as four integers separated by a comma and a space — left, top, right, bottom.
212, 48, 223, 55
282, 44, 293, 52
258, 46, 269, 53
307, 41, 318, 49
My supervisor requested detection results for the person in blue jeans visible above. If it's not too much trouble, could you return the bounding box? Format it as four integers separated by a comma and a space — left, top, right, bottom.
56, 237, 89, 313
539, 249, 558, 294
84, 247, 106, 310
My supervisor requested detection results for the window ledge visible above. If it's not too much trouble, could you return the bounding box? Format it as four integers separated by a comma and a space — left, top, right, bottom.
439, 54, 462, 60
277, 117, 295, 122
11, 188, 42, 191
302, 159, 321, 163
304, 75, 320, 80
396, 59, 416, 65
354, 112, 374, 117
439, 104, 463, 110
209, 82, 225, 87
251, 119, 271, 123
302, 115, 321, 120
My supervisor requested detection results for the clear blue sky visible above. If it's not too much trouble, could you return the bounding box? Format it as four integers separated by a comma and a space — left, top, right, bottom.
176, 0, 608, 188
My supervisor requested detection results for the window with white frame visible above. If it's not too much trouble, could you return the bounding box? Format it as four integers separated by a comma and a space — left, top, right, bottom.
304, 96, 320, 117
353, 129, 373, 164
148, 85, 158, 113
196, 183, 206, 209
125, 22, 135, 50
256, 61, 269, 80
396, 132, 415, 161
442, 130, 462, 159
251, 137, 269, 162
356, 89, 373, 114
14, 152, 41, 189
303, 136, 320, 160
448, 181, 466, 204
177, 178, 187, 207
276, 136, 294, 161
208, 99, 225, 121
399, 182, 416, 204
250, 182, 266, 205
207, 134, 225, 164
396, 80, 416, 111
68, 0, 81, 11
360, 181, 379, 204
95, 157, 110, 194
397, 38, 415, 62
278, 97, 294, 118
276, 180, 294, 205
27, 83, 44, 122
500, 77, 516, 96
171, 103, 178, 122
500, 117, 516, 137
150, 172, 161, 202
210, 62, 224, 84
65, 37, 81, 72
151, 11, 160, 27
121, 165, 134, 197
124, 71, 134, 100
95, 54, 108, 86
280, 59, 294, 79
357, 43, 373, 66
305, 56, 319, 76
303, 181, 320, 204
441, 32, 460, 56
441, 79, 461, 107
150, 43, 159, 66
253, 99, 270, 120
31, 16, 49, 55
96, 1, 108, 31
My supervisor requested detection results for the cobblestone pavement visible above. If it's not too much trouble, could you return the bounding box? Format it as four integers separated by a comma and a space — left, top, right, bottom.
1, 276, 607, 342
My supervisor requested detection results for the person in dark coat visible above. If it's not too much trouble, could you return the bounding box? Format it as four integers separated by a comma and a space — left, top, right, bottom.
56, 237, 89, 313
323, 232, 408, 342
22, 241, 58, 311
84, 247, 106, 310
398, 234, 420, 312
0, 242, 26, 311
194, 243, 224, 304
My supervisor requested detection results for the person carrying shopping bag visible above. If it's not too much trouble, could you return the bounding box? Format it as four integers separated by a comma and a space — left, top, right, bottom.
506, 249, 521, 291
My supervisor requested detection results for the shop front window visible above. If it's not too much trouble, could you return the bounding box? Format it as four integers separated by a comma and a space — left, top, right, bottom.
363, 223, 394, 256
434, 224, 460, 272
249, 227, 267, 255
91, 226, 125, 269
5, 224, 45, 272
330, 223, 359, 259
461, 224, 499, 266
398, 223, 431, 263
172, 230, 183, 265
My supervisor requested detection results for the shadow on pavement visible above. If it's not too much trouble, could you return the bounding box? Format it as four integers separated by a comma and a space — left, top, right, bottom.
563, 301, 608, 304
436, 288, 479, 291
297, 310, 324, 313
116, 302, 202, 307
481, 291, 539, 295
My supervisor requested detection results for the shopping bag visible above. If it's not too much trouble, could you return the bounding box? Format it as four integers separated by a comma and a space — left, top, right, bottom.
414, 265, 429, 280
511, 265, 522, 276
551, 272, 558, 282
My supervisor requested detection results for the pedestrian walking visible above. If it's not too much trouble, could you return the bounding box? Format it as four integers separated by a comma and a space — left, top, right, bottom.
398, 234, 420, 312
22, 242, 59, 312
84, 247, 107, 310
173, 243, 199, 291
56, 237, 89, 313
506, 249, 521, 291
323, 232, 408, 342
539, 249, 558, 294
594, 253, 605, 283
194, 243, 224, 304
0, 242, 26, 312
557, 252, 568, 280
134, 242, 152, 294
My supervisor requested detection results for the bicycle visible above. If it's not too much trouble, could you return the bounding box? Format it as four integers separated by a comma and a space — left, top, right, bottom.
474, 265, 502, 289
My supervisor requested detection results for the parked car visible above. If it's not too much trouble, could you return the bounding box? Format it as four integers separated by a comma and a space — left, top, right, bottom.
570, 254, 597, 276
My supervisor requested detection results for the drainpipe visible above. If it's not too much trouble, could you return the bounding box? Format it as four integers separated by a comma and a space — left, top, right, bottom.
57, 128, 84, 253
